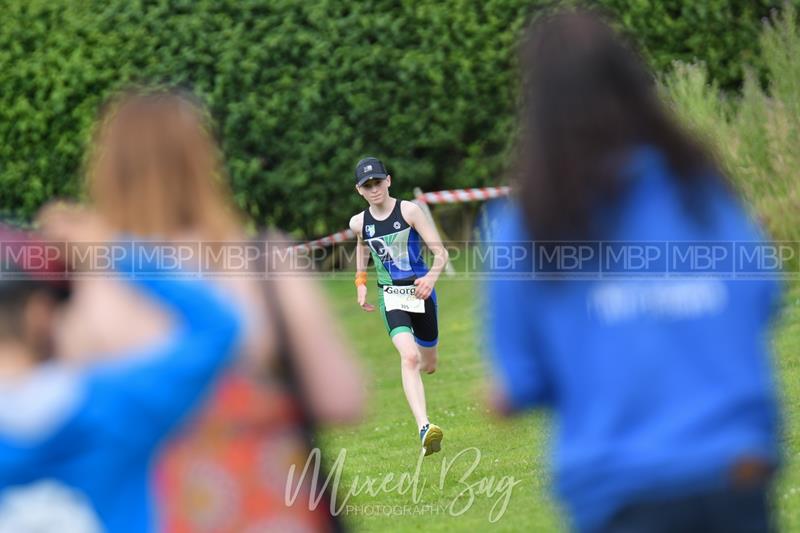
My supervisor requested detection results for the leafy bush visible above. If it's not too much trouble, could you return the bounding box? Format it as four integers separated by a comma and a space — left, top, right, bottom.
0, 0, 532, 236
0, 0, 794, 237
600, 0, 784, 89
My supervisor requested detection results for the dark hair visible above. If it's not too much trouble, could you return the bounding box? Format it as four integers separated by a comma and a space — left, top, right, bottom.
513, 9, 724, 240
0, 226, 70, 312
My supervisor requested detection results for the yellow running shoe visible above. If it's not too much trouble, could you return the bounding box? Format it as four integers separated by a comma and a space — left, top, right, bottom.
420, 423, 443, 456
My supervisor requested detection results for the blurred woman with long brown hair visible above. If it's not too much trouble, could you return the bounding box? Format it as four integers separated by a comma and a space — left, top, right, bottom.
484, 9, 781, 533
42, 88, 364, 532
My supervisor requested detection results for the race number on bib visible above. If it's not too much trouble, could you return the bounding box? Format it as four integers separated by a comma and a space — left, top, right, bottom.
383, 285, 425, 313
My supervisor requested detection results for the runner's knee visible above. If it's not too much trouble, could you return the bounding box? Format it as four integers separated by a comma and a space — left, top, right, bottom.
399, 349, 420, 370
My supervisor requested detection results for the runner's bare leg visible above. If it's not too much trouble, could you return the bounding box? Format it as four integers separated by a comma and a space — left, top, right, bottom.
392, 332, 429, 428
418, 345, 438, 374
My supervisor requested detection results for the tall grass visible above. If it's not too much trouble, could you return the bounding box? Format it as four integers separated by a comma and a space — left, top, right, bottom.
661, 4, 800, 242
662, 11, 800, 529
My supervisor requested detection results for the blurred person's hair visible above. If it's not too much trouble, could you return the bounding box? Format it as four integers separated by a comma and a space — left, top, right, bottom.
0, 281, 52, 342
513, 9, 726, 240
0, 226, 69, 358
86, 88, 242, 240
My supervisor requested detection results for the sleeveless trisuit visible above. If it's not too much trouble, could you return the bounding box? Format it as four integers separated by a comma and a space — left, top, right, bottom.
361, 199, 438, 347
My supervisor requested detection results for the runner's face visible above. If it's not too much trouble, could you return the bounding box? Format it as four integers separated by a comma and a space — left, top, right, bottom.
356, 176, 391, 205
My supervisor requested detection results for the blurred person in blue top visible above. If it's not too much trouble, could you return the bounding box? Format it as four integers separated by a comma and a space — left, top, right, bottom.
0, 223, 241, 533
484, 9, 782, 533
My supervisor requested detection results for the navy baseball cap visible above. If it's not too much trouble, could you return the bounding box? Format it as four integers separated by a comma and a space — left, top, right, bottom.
354, 157, 388, 187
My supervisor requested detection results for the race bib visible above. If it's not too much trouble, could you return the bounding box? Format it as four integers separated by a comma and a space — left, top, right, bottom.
383, 285, 425, 313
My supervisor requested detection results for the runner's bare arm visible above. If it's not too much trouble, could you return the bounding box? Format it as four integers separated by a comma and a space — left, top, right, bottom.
402, 201, 449, 299
349, 213, 369, 273
349, 213, 375, 311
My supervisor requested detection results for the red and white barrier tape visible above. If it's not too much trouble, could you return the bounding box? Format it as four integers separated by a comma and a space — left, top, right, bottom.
293, 186, 510, 251
293, 228, 355, 252
415, 186, 510, 204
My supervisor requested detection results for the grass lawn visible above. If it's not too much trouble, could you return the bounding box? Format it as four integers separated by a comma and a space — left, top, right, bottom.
313, 273, 800, 532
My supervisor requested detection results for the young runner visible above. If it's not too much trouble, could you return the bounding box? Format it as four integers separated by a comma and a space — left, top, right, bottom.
348, 157, 448, 456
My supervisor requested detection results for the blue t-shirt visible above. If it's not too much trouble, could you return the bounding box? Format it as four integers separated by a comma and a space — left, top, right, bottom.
0, 255, 241, 532
484, 148, 782, 531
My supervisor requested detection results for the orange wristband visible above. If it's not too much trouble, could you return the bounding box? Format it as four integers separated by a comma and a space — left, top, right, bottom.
355, 272, 368, 287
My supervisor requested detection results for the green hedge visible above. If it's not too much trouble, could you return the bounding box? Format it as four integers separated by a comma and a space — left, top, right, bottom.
601, 0, 785, 89
0, 0, 791, 236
